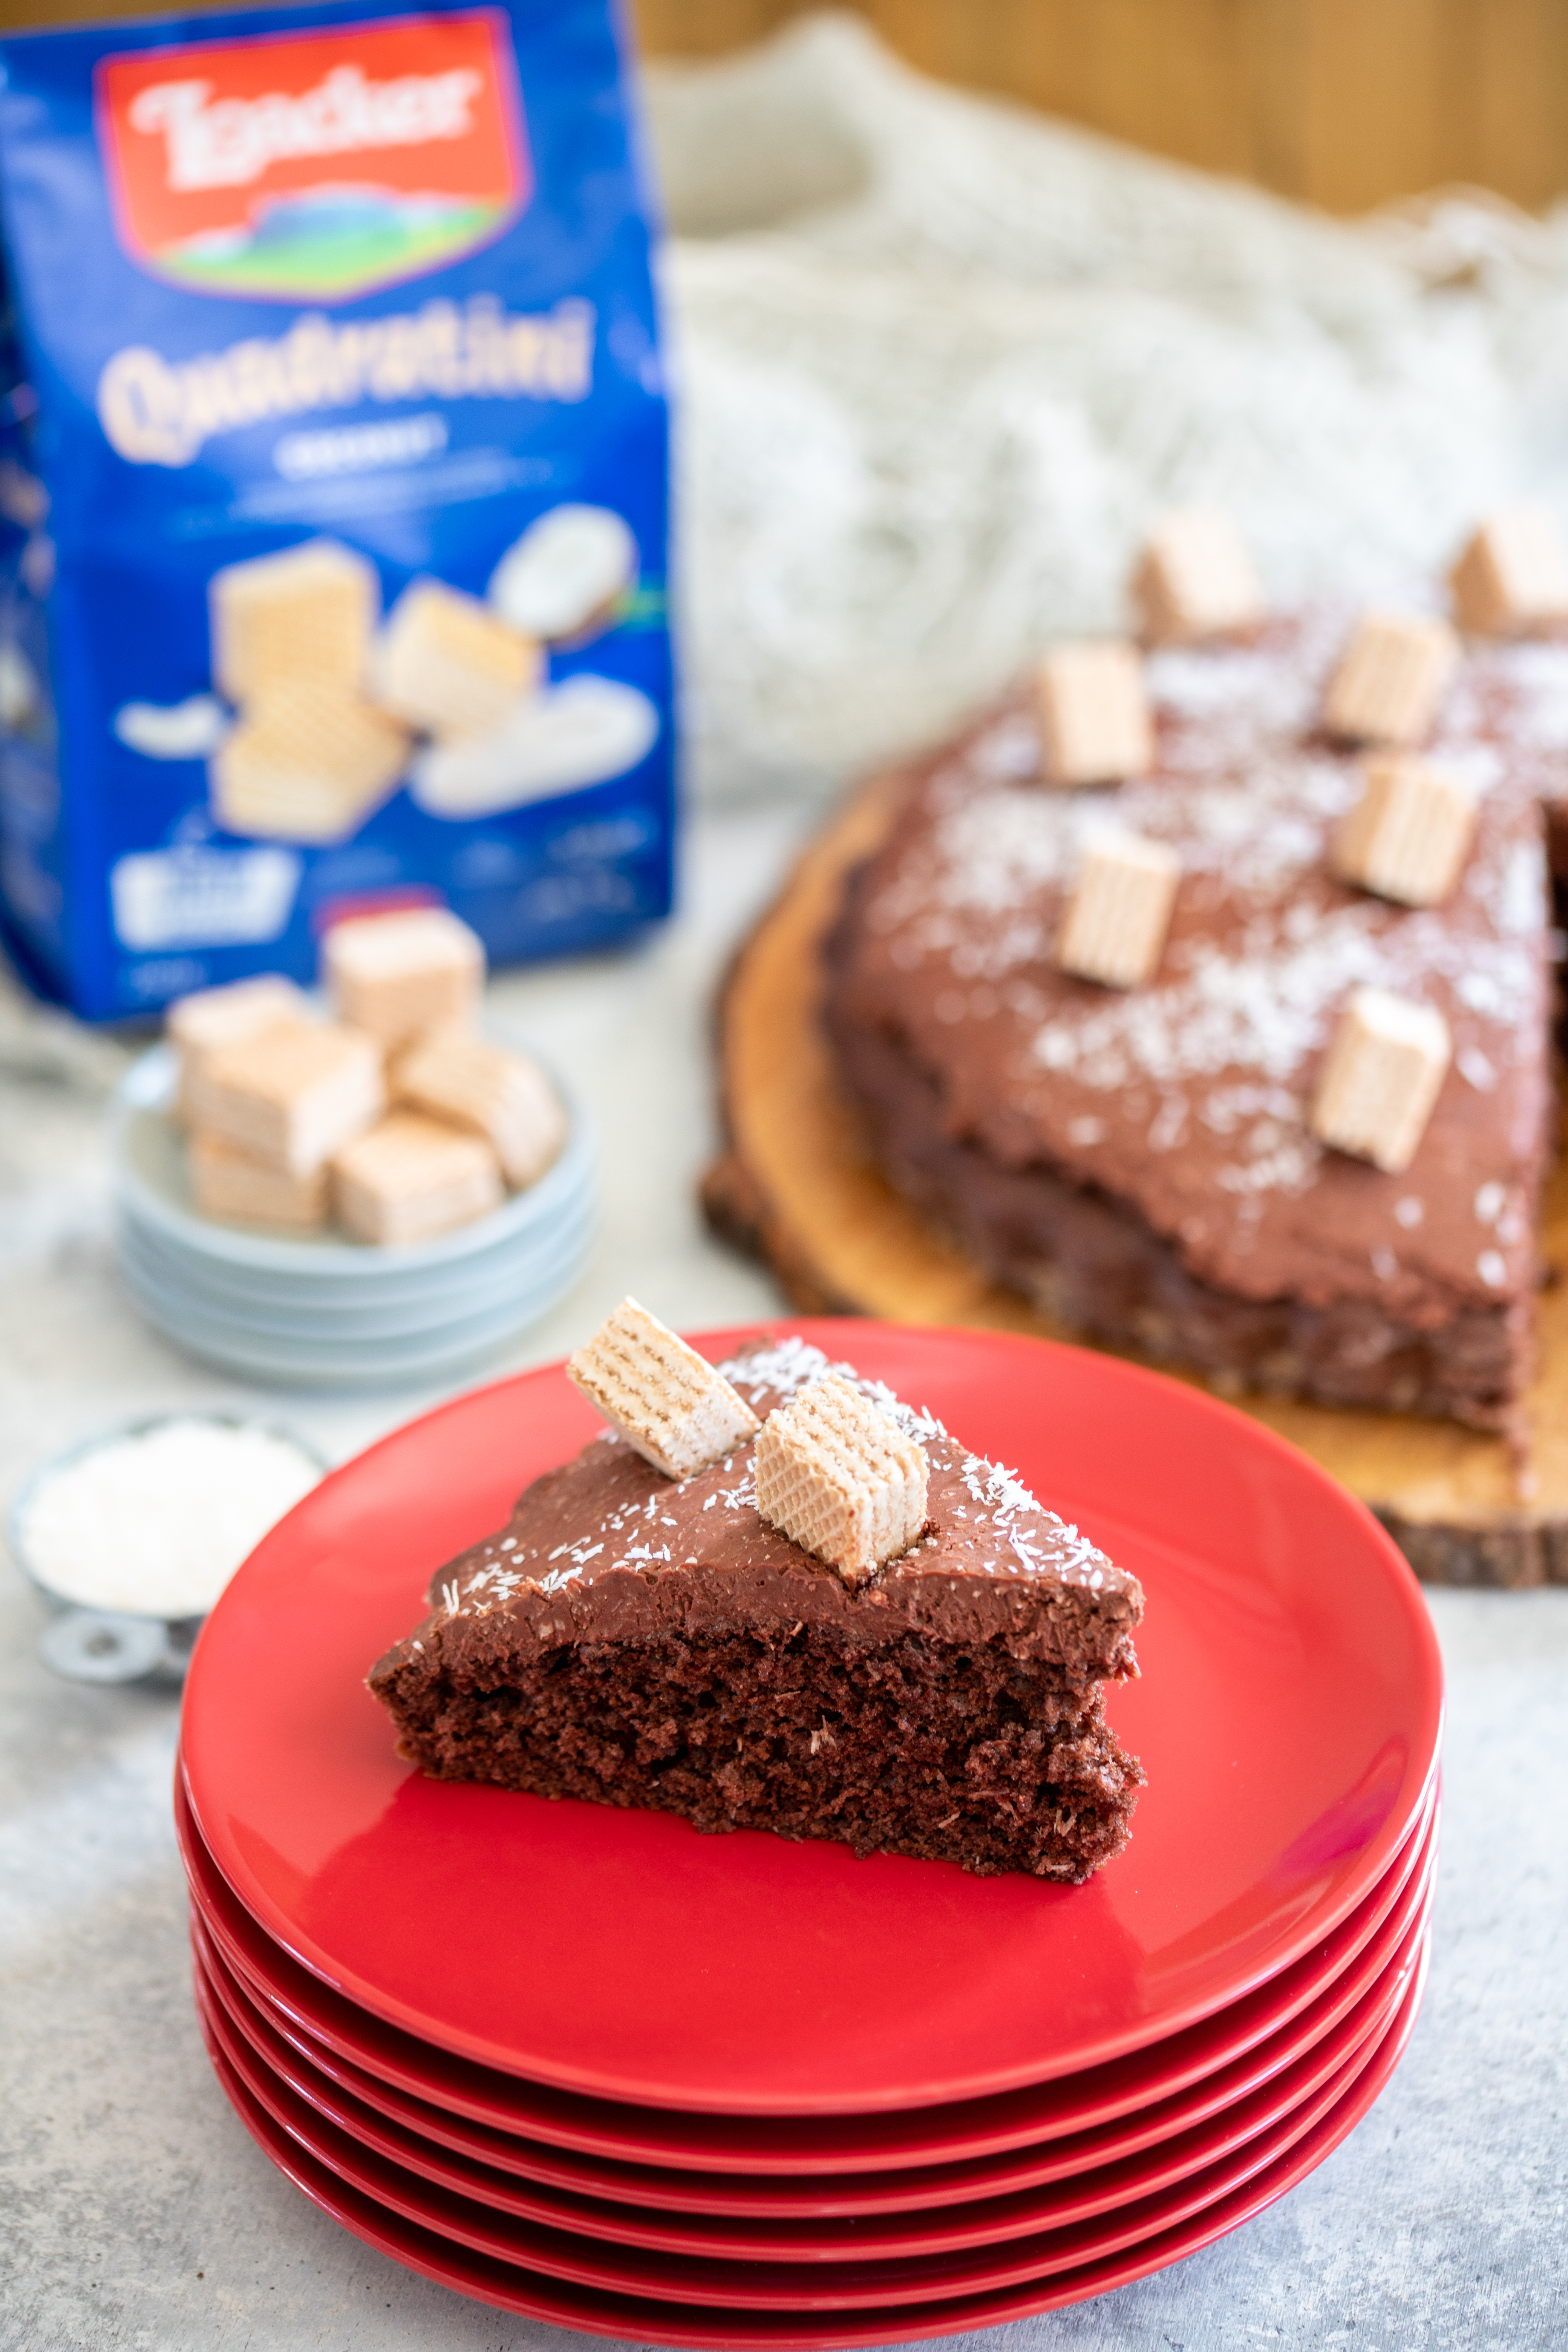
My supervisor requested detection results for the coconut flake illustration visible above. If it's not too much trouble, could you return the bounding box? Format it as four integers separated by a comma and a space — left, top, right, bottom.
409, 675, 659, 818
115, 695, 231, 760
488, 506, 637, 643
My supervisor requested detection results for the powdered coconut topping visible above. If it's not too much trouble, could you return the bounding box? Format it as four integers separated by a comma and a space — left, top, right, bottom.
439, 1337, 1115, 1615
851, 604, 1553, 1308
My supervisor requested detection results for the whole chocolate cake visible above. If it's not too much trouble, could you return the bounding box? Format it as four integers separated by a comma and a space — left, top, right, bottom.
370, 1330, 1145, 1883
823, 601, 1562, 1436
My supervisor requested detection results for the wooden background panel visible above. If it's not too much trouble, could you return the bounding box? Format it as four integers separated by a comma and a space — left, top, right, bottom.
630, 0, 1568, 214
0, 0, 1559, 215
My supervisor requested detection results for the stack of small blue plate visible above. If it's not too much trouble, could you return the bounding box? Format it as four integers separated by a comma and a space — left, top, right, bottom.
110, 1046, 596, 1389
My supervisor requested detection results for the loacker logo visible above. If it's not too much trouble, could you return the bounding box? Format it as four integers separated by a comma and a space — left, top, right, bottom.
96, 13, 529, 304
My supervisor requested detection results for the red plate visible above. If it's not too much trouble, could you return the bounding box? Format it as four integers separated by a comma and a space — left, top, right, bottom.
177, 1690, 1436, 2173
180, 1322, 1442, 2114
179, 1774, 1436, 2204
194, 1879, 1429, 2262
197, 1948, 1426, 2345
195, 1945, 1426, 2315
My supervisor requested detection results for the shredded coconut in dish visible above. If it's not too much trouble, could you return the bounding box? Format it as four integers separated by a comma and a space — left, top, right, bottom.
17, 1419, 321, 1619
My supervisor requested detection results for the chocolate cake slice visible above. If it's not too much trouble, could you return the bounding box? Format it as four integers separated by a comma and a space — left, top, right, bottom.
823, 602, 1557, 1435
370, 1333, 1145, 1882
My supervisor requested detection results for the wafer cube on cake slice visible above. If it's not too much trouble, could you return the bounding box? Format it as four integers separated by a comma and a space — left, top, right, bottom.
1450, 506, 1568, 638
1037, 640, 1153, 786
331, 1112, 503, 1246
186, 1021, 384, 1176
166, 974, 312, 1120
323, 908, 484, 1050
394, 1027, 566, 1189
1132, 510, 1265, 645
568, 1298, 760, 1478
1322, 613, 1458, 747
375, 580, 541, 740
754, 1371, 928, 1586
210, 539, 378, 703
210, 680, 410, 844
188, 1130, 329, 1230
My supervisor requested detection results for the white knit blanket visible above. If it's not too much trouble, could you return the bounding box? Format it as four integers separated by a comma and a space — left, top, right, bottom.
644, 13, 1568, 797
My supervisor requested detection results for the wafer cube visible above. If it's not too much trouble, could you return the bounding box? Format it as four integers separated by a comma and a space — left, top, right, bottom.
1058, 833, 1181, 989
568, 1298, 760, 1480
188, 1129, 328, 1230
166, 974, 312, 1119
210, 539, 377, 703
1332, 753, 1476, 907
1321, 614, 1458, 747
1132, 510, 1265, 645
394, 1027, 566, 1189
209, 680, 410, 845
186, 1020, 385, 1176
1450, 506, 1568, 638
1037, 640, 1153, 787
753, 1372, 928, 1586
374, 579, 541, 740
331, 1112, 502, 1246
322, 908, 484, 1049
1310, 988, 1452, 1174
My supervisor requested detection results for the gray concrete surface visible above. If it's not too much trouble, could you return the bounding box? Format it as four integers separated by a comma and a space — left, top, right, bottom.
3, 804, 1566, 2351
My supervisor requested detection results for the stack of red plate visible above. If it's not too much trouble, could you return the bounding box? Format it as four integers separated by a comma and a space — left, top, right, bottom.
177, 1320, 1442, 2347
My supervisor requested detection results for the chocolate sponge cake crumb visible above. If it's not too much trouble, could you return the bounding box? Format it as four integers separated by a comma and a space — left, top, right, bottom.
371, 1338, 1144, 1882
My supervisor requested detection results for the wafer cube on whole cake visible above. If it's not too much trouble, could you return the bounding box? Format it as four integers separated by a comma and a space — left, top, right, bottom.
1132, 510, 1264, 646
1037, 640, 1153, 786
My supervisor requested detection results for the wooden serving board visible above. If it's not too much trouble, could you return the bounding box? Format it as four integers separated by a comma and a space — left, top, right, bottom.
705, 775, 1568, 1588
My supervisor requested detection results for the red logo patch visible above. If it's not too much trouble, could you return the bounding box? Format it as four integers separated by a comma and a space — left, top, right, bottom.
96, 12, 530, 303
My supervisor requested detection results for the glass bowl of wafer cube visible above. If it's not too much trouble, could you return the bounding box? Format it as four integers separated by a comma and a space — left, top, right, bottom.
108, 908, 596, 1389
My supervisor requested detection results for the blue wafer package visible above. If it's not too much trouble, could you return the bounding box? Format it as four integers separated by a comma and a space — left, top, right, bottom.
0, 0, 671, 1021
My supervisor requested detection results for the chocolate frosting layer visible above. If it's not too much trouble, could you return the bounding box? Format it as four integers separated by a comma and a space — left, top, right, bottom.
372, 1338, 1143, 1691
827, 609, 1559, 1326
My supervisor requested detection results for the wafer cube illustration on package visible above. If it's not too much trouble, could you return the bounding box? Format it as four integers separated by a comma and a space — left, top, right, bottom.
188, 1128, 329, 1230
1450, 506, 1568, 639
1333, 753, 1476, 908
323, 908, 485, 1049
1132, 510, 1264, 646
568, 1298, 760, 1479
1037, 640, 1153, 786
1310, 987, 1452, 1174
375, 579, 542, 740
331, 1112, 503, 1246
754, 1372, 929, 1586
1322, 614, 1458, 747
394, 1027, 566, 1188
209, 539, 378, 704
166, 973, 312, 1116
186, 1021, 385, 1176
1058, 832, 1181, 988
209, 680, 410, 845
